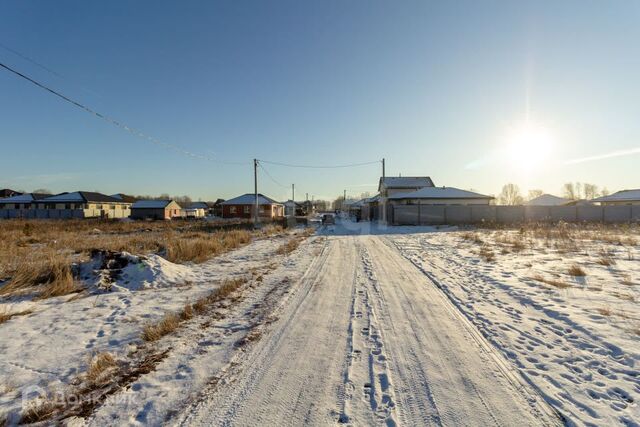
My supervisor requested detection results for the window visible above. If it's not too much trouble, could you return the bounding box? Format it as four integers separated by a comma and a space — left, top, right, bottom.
14, 204, 20, 209
110, 205, 116, 210
95, 204, 103, 209
230, 206, 236, 214
65, 204, 71, 209
244, 206, 250, 214
74, 204, 83, 210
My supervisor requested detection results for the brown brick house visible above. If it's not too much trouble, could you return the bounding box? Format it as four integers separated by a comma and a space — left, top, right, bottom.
221, 193, 284, 219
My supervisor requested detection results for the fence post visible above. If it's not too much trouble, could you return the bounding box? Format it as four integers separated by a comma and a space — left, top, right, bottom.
418, 203, 421, 225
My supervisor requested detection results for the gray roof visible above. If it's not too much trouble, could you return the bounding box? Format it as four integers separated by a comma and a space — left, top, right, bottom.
388, 187, 493, 200
379, 176, 435, 191
187, 202, 209, 209
132, 200, 178, 209
41, 191, 125, 204
526, 194, 571, 206
592, 189, 640, 203
221, 193, 283, 206
0, 193, 51, 203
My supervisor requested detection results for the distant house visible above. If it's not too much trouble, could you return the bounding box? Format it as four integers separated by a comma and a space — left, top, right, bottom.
211, 199, 225, 217
221, 193, 284, 219
0, 193, 51, 218
378, 176, 435, 198
34, 192, 133, 218
526, 194, 571, 206
388, 187, 493, 205
283, 200, 306, 216
131, 200, 182, 220
592, 189, 640, 205
0, 189, 22, 199
182, 202, 209, 218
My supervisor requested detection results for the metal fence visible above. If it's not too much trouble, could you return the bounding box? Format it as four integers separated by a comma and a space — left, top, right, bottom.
387, 204, 640, 225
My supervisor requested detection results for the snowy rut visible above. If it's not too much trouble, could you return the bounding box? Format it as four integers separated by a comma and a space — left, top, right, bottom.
173, 233, 560, 426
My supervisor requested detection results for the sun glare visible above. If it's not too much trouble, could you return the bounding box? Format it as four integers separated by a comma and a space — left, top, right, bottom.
505, 122, 554, 171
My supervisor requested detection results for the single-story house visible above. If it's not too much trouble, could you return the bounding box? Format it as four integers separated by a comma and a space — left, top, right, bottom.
283, 200, 306, 216
388, 187, 493, 205
526, 194, 571, 206
182, 202, 209, 218
0, 193, 51, 218
592, 189, 640, 205
0, 189, 22, 199
221, 193, 284, 219
34, 191, 133, 218
211, 199, 225, 217
130, 200, 182, 220
378, 176, 435, 198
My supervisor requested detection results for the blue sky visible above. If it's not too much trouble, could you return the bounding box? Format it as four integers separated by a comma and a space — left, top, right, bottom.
1, 1, 639, 201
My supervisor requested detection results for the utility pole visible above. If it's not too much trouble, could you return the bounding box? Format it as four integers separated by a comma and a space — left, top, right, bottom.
291, 183, 295, 218
381, 158, 387, 223
343, 189, 346, 212
253, 159, 259, 227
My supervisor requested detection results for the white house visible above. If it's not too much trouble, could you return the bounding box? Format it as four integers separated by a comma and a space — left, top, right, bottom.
388, 187, 493, 205
592, 189, 640, 205
378, 176, 435, 198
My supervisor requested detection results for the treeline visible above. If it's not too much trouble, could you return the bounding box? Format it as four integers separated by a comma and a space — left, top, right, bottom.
497, 182, 610, 205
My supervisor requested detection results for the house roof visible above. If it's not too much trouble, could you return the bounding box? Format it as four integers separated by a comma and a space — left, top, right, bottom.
0, 193, 51, 203
41, 191, 125, 204
132, 200, 178, 209
526, 194, 571, 206
187, 202, 210, 209
592, 189, 640, 203
0, 189, 21, 198
111, 193, 137, 203
378, 176, 435, 191
388, 187, 493, 200
221, 193, 283, 206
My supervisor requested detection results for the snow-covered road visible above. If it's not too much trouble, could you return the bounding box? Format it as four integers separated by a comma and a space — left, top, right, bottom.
176, 231, 560, 426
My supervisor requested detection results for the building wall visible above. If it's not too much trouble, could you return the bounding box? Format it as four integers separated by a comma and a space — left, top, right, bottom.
387, 204, 640, 225
393, 198, 491, 206
222, 204, 284, 219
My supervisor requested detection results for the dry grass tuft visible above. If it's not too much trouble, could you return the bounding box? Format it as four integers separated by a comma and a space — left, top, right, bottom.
85, 352, 118, 386
479, 246, 495, 262
462, 232, 483, 245
0, 254, 81, 299
567, 264, 587, 277
141, 312, 181, 342
166, 229, 252, 263
276, 238, 301, 255
621, 274, 635, 286
596, 307, 612, 316
179, 303, 194, 320
532, 274, 572, 289
0, 308, 33, 324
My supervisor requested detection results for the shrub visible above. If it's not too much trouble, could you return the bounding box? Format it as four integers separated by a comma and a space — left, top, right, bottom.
568, 264, 587, 277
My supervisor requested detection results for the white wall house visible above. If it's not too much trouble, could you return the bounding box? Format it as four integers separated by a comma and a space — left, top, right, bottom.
592, 189, 640, 205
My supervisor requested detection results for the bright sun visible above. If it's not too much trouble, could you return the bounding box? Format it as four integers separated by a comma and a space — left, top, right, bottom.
505, 122, 554, 171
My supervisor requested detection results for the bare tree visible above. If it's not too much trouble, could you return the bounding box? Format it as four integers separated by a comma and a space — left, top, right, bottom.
32, 188, 52, 194
583, 183, 599, 200
498, 184, 524, 205
527, 189, 544, 201
562, 183, 580, 200
600, 187, 610, 197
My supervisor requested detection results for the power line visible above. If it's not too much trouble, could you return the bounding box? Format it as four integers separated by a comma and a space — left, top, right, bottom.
258, 162, 289, 189
258, 159, 381, 169
0, 60, 248, 166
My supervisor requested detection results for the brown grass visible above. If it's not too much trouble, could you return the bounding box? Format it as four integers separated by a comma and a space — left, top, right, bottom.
0, 220, 284, 299
621, 274, 635, 286
532, 274, 572, 289
276, 238, 301, 255
141, 312, 181, 342
596, 307, 612, 316
568, 264, 587, 277
0, 308, 33, 324
141, 276, 249, 342
85, 353, 118, 386
462, 232, 483, 244
479, 246, 495, 262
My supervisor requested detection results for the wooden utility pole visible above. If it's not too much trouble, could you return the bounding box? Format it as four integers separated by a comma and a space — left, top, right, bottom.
382, 158, 387, 223
291, 183, 295, 218
253, 159, 259, 227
